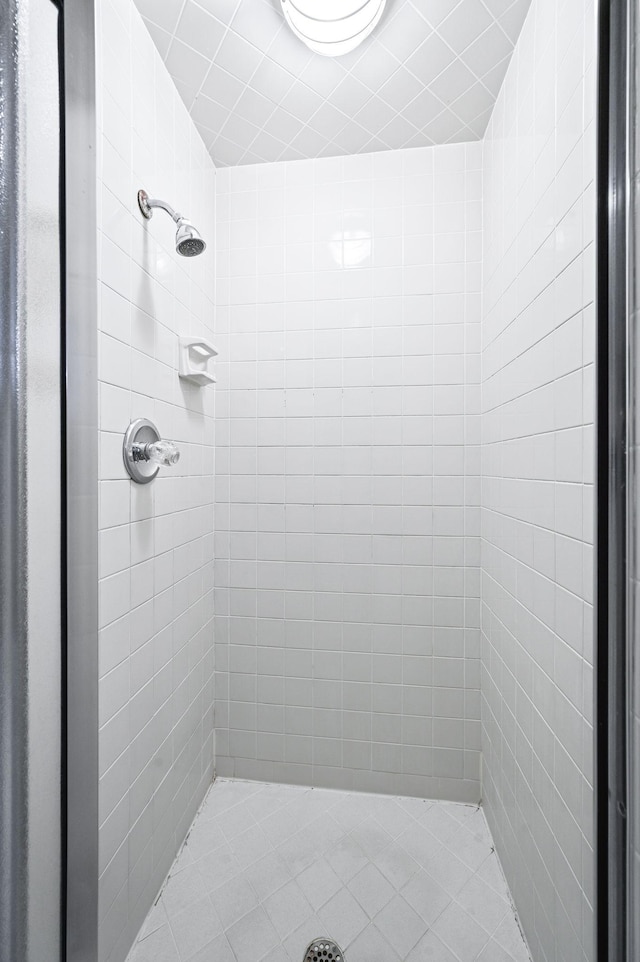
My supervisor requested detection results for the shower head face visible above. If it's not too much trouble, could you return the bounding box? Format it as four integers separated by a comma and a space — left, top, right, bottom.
176, 219, 206, 257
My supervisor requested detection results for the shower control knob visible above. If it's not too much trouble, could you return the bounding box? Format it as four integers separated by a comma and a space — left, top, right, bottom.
123, 419, 180, 484
132, 439, 180, 467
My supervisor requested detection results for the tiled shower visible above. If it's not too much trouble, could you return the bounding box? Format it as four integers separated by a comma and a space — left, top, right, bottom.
95, 1, 596, 962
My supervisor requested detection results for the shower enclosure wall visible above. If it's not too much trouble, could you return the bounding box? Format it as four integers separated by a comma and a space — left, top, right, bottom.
95, 0, 597, 961
214, 142, 482, 803
481, 2, 595, 962
97, 4, 216, 960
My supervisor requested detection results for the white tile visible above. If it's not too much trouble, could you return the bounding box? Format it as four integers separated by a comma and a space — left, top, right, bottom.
175, 1, 225, 60
196, 843, 243, 893
492, 914, 531, 962
373, 894, 428, 958
476, 940, 519, 962
186, 817, 226, 859
228, 823, 274, 869
244, 851, 294, 902
186, 933, 236, 962
297, 857, 343, 911
400, 870, 451, 926
209, 874, 259, 930
317, 887, 369, 948
348, 863, 395, 918
326, 836, 369, 884
347, 923, 401, 962
263, 880, 313, 939
225, 906, 280, 962
372, 843, 421, 891
405, 930, 458, 962
280, 914, 325, 962
168, 896, 223, 960
162, 865, 209, 920
432, 902, 491, 960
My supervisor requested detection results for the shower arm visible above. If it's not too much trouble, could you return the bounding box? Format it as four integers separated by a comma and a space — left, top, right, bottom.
137, 189, 185, 224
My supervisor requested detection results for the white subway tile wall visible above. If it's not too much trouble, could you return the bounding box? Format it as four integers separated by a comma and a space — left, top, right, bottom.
213, 143, 483, 802
480, 0, 596, 960
97, 1, 216, 960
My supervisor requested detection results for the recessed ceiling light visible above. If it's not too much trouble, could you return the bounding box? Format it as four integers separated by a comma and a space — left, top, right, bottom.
280, 0, 387, 58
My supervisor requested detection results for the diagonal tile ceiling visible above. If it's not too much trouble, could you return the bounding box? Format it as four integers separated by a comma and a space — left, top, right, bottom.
134, 0, 532, 166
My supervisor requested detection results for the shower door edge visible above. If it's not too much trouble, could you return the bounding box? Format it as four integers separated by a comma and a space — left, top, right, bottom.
62, 0, 99, 959
596, 0, 630, 960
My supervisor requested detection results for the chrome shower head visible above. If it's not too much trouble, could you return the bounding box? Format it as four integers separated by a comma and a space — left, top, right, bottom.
175, 218, 206, 257
137, 189, 206, 258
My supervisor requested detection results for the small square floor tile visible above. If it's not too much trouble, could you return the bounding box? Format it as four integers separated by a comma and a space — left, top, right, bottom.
259, 947, 291, 962
169, 895, 223, 961
187, 818, 226, 858
229, 823, 274, 869
373, 894, 428, 958
263, 880, 314, 939
400, 869, 451, 925
297, 857, 343, 910
492, 914, 531, 961
326, 836, 369, 883
317, 887, 370, 947
348, 863, 395, 917
349, 820, 394, 860
405, 930, 459, 962
450, 824, 492, 873
210, 875, 259, 929
419, 805, 461, 844
245, 851, 292, 902
456, 873, 509, 935
369, 799, 418, 839
281, 914, 325, 962
196, 843, 242, 892
475, 851, 509, 896
397, 823, 442, 869
431, 902, 491, 960
348, 922, 401, 962
185, 932, 236, 962
226, 906, 280, 962
477, 939, 519, 962
216, 804, 258, 841
162, 865, 209, 920
373, 843, 421, 890
424, 846, 474, 897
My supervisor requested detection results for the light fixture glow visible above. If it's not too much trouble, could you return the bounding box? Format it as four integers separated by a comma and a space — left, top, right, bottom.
280, 0, 387, 57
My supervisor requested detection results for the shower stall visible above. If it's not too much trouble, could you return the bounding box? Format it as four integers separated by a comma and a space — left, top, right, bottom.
1, 0, 640, 961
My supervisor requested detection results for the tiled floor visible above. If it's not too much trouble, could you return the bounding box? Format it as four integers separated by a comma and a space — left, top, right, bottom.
129, 779, 531, 962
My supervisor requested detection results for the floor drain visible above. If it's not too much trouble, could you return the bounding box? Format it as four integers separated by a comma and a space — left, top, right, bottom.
304, 938, 345, 962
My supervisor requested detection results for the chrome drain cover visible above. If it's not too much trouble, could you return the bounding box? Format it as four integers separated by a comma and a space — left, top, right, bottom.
304, 938, 344, 962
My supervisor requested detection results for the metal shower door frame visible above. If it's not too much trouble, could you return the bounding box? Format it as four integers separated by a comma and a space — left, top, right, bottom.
0, 0, 100, 958
62, 0, 100, 959
0, 1, 70, 958
595, 0, 636, 960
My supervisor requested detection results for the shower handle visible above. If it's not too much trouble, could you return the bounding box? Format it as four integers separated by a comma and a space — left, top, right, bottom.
123, 418, 180, 483
131, 439, 180, 466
